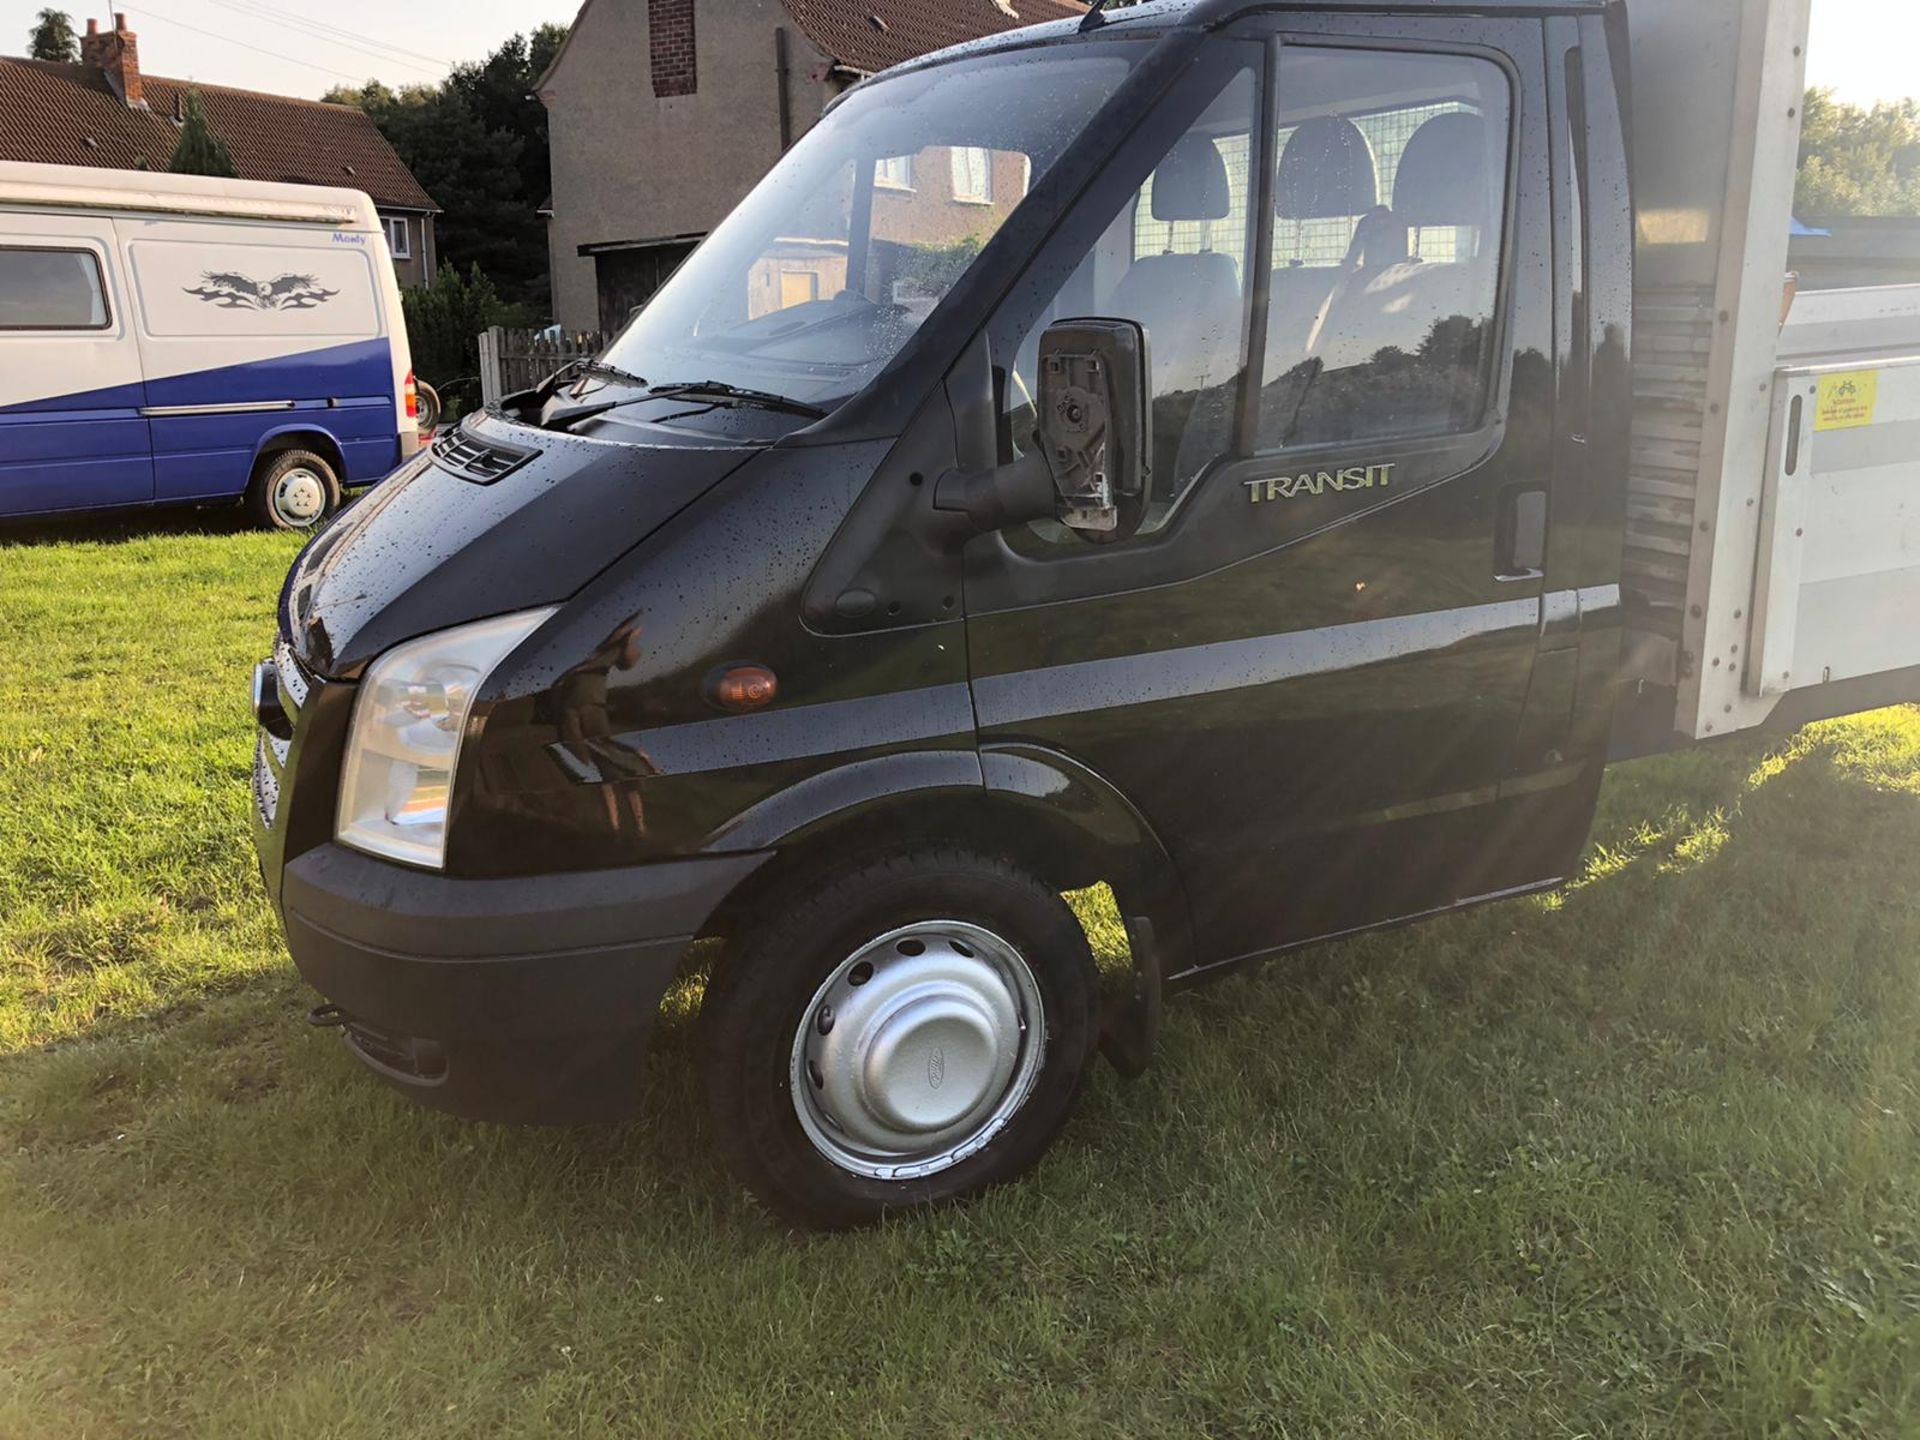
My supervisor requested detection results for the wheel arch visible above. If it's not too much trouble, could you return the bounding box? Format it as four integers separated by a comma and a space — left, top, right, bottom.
696, 743, 1195, 980
251, 425, 347, 483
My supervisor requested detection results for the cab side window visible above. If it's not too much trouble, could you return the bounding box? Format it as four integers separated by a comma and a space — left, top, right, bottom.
1256, 49, 1511, 452
1002, 67, 1260, 533
0, 247, 109, 330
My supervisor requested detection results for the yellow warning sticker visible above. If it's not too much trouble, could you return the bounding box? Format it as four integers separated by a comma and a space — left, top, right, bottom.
1816, 370, 1880, 431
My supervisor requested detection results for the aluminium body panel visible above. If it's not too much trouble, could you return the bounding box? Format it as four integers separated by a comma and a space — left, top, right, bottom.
1748, 285, 1920, 707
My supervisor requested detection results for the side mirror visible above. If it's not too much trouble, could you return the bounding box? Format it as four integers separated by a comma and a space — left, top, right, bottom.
934, 317, 1152, 540
1037, 318, 1152, 539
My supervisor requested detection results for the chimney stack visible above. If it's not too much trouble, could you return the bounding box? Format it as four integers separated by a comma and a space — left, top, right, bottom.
81, 14, 144, 110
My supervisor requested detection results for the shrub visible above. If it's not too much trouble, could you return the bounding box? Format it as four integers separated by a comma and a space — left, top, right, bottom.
400, 264, 525, 392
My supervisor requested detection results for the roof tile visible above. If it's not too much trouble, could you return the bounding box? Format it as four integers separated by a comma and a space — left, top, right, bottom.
780, 0, 1087, 77
0, 56, 436, 211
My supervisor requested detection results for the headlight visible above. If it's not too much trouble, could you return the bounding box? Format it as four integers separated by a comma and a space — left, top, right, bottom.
336, 607, 557, 869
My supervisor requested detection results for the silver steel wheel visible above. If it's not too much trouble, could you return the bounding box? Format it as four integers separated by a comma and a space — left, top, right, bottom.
790, 920, 1047, 1182
272, 466, 328, 525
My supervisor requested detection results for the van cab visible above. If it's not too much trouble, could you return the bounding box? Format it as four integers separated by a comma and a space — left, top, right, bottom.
0, 164, 417, 529
251, 0, 1920, 1227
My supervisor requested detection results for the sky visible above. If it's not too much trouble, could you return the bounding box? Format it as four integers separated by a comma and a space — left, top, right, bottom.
1804, 0, 1920, 108
0, 0, 1915, 105
3, 0, 582, 98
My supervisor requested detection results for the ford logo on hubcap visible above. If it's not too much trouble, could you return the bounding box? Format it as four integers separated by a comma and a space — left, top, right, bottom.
927, 1046, 945, 1089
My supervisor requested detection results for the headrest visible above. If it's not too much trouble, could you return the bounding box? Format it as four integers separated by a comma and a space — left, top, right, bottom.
1393, 112, 1491, 228
1276, 117, 1377, 220
1349, 206, 1409, 268
1151, 135, 1232, 223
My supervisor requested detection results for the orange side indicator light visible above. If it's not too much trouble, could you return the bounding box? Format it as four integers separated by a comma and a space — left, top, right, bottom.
707, 663, 778, 713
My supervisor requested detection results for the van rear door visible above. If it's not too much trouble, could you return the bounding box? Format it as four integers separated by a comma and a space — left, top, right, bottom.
115, 217, 395, 503
0, 215, 151, 516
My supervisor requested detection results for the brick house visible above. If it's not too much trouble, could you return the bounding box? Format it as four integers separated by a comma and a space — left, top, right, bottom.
0, 14, 439, 286
538, 0, 1085, 333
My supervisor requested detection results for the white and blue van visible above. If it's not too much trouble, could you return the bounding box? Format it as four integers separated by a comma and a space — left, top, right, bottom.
0, 163, 418, 529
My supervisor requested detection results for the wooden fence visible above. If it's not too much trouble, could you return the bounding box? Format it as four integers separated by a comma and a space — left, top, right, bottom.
476, 327, 608, 408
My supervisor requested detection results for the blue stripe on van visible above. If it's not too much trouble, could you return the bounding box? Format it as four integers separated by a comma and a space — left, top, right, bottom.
0, 379, 154, 515
0, 338, 401, 517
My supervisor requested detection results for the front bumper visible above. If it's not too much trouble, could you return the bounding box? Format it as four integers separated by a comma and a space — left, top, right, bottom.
272, 842, 765, 1124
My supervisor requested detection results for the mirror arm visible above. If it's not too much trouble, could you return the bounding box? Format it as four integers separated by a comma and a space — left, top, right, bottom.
932, 449, 1057, 531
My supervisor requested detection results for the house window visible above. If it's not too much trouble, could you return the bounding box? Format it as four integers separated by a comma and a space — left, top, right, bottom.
384, 216, 411, 259
951, 146, 994, 204
778, 269, 820, 309
875, 154, 914, 190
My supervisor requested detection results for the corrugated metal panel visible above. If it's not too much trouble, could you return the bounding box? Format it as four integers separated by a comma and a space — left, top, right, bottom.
1625, 285, 1716, 666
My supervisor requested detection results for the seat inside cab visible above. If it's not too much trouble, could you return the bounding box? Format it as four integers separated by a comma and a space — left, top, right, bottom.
1265, 116, 1381, 372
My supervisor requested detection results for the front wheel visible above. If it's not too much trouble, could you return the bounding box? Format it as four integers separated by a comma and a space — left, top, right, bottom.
700, 849, 1100, 1229
245, 448, 342, 531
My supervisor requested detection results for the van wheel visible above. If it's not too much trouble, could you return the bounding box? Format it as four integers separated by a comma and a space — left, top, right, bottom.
701, 849, 1100, 1230
247, 449, 342, 531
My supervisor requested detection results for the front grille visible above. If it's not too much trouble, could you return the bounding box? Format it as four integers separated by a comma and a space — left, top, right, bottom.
274, 636, 309, 712
254, 639, 314, 828
431, 426, 536, 486
253, 736, 282, 827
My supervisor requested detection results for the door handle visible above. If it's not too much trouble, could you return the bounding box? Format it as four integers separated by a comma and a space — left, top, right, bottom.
1495, 485, 1548, 583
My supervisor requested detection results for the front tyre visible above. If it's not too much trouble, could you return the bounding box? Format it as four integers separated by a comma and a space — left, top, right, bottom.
700, 849, 1100, 1229
246, 448, 342, 531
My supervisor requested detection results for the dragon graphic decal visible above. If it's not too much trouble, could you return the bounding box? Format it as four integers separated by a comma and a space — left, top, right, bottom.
183, 272, 340, 312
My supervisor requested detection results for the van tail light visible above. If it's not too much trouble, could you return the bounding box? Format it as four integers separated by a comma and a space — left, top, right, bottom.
404, 370, 419, 420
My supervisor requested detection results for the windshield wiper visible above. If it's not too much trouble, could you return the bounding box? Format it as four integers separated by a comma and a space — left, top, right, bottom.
582, 360, 649, 387
543, 377, 826, 434
645, 380, 827, 419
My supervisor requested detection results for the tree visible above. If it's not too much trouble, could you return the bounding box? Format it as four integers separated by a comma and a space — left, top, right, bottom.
325, 24, 568, 313
1796, 87, 1920, 218
28, 8, 79, 62
168, 91, 238, 178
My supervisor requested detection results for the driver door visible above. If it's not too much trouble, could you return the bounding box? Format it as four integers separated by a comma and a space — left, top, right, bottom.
965, 20, 1564, 969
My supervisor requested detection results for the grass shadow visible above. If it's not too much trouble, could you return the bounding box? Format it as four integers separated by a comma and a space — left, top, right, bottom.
0, 505, 263, 550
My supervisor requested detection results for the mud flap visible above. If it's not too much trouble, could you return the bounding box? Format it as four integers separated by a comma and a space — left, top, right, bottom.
1099, 914, 1164, 1079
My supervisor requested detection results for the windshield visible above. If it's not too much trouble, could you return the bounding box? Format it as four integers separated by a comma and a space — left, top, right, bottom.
595, 44, 1139, 415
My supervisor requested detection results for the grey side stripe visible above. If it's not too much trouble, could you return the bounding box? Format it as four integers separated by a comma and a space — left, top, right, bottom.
974, 587, 1620, 729
582, 682, 976, 778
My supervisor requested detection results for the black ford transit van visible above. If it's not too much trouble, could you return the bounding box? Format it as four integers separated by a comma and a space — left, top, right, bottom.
253, 0, 1908, 1227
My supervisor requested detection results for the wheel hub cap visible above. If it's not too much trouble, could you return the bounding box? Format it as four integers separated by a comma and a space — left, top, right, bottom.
274, 469, 325, 523
791, 921, 1045, 1181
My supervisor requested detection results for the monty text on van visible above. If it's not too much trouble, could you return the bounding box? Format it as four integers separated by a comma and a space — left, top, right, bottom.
251, 0, 1920, 1227
0, 166, 418, 530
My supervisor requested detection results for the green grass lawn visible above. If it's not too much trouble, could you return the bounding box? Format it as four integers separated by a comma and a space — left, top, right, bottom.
3, 519, 1918, 1438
